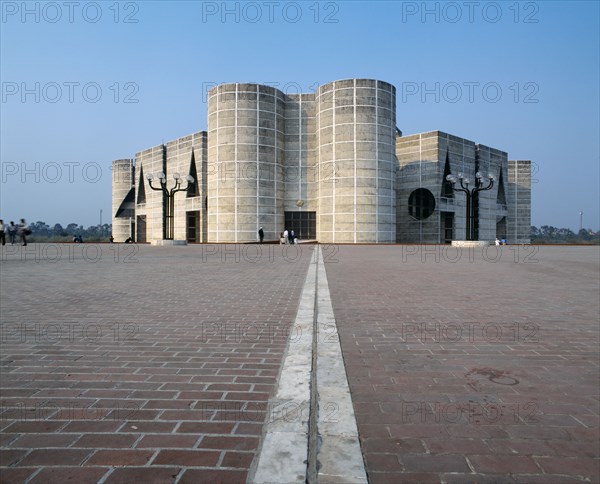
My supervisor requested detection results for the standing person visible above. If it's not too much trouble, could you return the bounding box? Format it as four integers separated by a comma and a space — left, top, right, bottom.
0, 220, 5, 246
18, 219, 29, 246
282, 229, 288, 244
8, 221, 17, 245
258, 227, 264, 244
289, 230, 295, 245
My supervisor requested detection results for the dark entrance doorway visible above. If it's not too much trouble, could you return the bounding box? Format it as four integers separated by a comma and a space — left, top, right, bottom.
496, 216, 507, 240
284, 211, 316, 240
187, 211, 200, 243
136, 215, 146, 243
441, 211, 454, 243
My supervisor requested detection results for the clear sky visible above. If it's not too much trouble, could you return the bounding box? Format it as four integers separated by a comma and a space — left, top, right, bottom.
1, 0, 599, 231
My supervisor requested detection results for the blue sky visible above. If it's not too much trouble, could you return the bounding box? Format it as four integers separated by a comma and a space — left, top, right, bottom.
1, 0, 599, 231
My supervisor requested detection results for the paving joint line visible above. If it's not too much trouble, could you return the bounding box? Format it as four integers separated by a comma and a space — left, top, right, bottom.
307, 246, 320, 484
315, 246, 367, 484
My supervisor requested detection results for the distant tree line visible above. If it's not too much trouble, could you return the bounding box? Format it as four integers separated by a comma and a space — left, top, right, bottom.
26, 221, 112, 242
531, 226, 599, 244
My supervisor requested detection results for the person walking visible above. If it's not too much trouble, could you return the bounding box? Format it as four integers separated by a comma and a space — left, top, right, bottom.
18, 219, 29, 246
282, 229, 289, 244
0, 220, 5, 246
258, 227, 264, 244
8, 221, 17, 245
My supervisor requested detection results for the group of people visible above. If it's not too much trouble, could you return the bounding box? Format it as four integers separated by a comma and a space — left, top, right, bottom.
495, 237, 508, 246
256, 227, 299, 245
0, 219, 30, 246
280, 229, 297, 245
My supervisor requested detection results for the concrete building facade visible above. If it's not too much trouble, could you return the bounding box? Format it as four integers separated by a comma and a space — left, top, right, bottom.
112, 79, 531, 244
395, 131, 531, 244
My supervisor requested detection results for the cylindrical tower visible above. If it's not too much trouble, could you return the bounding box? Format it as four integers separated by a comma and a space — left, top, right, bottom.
317, 79, 396, 243
207, 83, 285, 242
111, 159, 134, 242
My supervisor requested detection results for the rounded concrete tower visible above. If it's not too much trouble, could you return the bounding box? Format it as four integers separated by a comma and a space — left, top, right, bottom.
317, 79, 396, 243
207, 83, 285, 242
111, 159, 134, 242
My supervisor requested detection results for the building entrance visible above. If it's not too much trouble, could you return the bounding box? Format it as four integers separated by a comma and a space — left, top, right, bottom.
187, 211, 200, 243
284, 211, 316, 240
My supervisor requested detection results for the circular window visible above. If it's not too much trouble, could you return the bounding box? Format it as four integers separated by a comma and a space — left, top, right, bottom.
408, 188, 435, 220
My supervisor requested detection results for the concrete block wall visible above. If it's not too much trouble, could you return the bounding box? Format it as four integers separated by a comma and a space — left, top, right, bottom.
508, 160, 532, 243
165, 132, 207, 242
396, 133, 441, 243
476, 145, 508, 242
396, 131, 511, 243
135, 145, 166, 242
396, 132, 478, 243
436, 133, 477, 243
284, 93, 317, 238
166, 136, 190, 241
190, 132, 208, 242
111, 159, 134, 242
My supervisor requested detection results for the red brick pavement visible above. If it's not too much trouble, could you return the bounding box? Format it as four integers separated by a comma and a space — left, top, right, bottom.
0, 243, 314, 483
324, 245, 600, 484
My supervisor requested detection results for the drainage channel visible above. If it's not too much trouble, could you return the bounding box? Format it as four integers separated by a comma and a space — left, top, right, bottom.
250, 246, 367, 483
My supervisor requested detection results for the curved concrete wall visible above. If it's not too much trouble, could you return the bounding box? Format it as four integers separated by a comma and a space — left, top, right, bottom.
207, 83, 285, 242
317, 79, 396, 243
111, 159, 134, 242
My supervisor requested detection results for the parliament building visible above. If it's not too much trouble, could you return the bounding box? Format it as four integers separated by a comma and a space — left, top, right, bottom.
112, 79, 531, 244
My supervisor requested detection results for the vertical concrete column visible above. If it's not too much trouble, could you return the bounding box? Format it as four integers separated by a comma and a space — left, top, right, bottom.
111, 159, 134, 242
207, 83, 284, 242
193, 131, 209, 243
508, 160, 532, 243
316, 81, 335, 242
283, 93, 317, 221
317, 79, 396, 243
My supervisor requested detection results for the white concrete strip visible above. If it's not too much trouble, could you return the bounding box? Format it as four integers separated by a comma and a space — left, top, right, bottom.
250, 249, 317, 484
250, 247, 367, 483
316, 247, 368, 483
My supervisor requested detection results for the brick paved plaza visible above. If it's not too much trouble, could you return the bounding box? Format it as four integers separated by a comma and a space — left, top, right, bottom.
325, 245, 600, 483
1, 243, 599, 483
